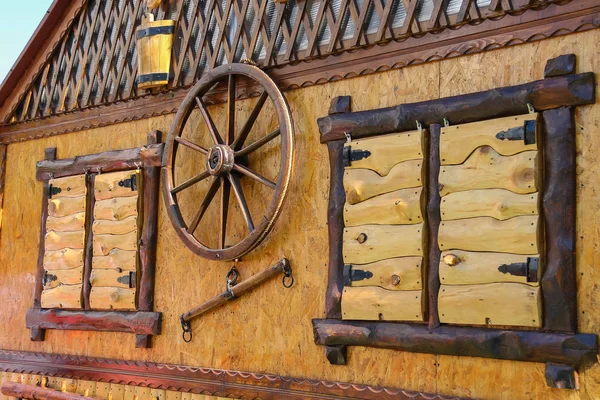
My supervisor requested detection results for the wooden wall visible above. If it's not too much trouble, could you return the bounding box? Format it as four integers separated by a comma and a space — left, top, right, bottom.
0, 29, 600, 399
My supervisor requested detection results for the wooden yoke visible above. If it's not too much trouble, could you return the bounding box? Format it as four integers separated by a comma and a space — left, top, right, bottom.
180, 258, 293, 342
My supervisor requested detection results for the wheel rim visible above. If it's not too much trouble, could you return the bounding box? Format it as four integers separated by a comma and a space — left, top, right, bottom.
162, 63, 294, 261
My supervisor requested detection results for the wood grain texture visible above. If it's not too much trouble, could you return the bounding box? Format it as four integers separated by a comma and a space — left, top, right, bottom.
440, 113, 538, 165
342, 287, 423, 321
94, 170, 139, 201
40, 284, 82, 309
344, 187, 423, 226
46, 213, 86, 232
439, 148, 537, 196
346, 257, 422, 291
89, 287, 136, 310
44, 249, 84, 270
91, 249, 136, 271
92, 216, 137, 235
43, 266, 84, 289
441, 189, 538, 221
93, 196, 138, 221
344, 130, 423, 176
344, 159, 423, 204
89, 269, 133, 289
426, 124, 441, 329
439, 250, 540, 286
93, 231, 138, 255
343, 223, 424, 264
438, 283, 542, 327
44, 230, 85, 251
47, 196, 86, 218
48, 175, 87, 197
438, 216, 539, 254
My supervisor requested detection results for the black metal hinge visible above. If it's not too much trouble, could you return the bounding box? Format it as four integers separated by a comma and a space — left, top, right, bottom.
495, 119, 536, 145
498, 257, 539, 283
47, 184, 62, 199
342, 146, 372, 167
42, 271, 57, 286
118, 174, 137, 191
117, 271, 136, 288
342, 264, 374, 286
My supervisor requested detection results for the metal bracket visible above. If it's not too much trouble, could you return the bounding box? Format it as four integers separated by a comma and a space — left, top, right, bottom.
342, 146, 372, 167
416, 120, 423, 133
117, 271, 136, 288
443, 118, 450, 127
527, 103, 535, 114
42, 271, 57, 287
47, 185, 62, 199
118, 174, 137, 191
342, 264, 374, 286
495, 120, 536, 145
497, 257, 539, 283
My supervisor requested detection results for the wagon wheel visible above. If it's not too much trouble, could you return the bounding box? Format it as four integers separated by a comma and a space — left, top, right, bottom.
162, 63, 294, 261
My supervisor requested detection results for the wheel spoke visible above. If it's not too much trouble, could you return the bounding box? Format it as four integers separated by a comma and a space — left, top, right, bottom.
196, 96, 223, 145
235, 128, 280, 158
219, 176, 231, 249
226, 75, 236, 145
188, 177, 220, 235
228, 173, 255, 232
233, 163, 276, 189
231, 91, 269, 150
171, 170, 211, 194
175, 136, 208, 155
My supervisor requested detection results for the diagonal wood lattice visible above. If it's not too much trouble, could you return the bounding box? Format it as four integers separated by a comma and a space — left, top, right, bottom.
8, 0, 551, 124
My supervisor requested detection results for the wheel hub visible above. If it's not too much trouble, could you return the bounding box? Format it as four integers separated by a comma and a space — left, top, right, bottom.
207, 144, 234, 175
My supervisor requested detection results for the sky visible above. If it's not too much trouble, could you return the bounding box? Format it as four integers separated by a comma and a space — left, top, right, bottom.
0, 1, 54, 85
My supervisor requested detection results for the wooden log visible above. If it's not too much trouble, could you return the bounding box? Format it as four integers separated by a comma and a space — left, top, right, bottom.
311, 319, 598, 368
341, 287, 423, 321
439, 148, 537, 196
344, 187, 423, 226
40, 284, 82, 309
93, 196, 138, 221
92, 216, 138, 235
43, 266, 84, 289
1, 381, 102, 400
94, 170, 139, 201
48, 175, 87, 197
344, 257, 422, 291
343, 223, 424, 264
89, 287, 136, 310
47, 196, 86, 218
344, 130, 423, 176
46, 213, 86, 232
44, 249, 84, 270
545, 363, 579, 390
438, 283, 541, 327
92, 249, 137, 271
324, 346, 347, 366
0, 144, 5, 240
318, 72, 595, 142
441, 189, 538, 221
438, 216, 539, 254
89, 269, 134, 289
328, 96, 351, 115
544, 54, 576, 78
440, 113, 538, 165
36, 143, 164, 180
542, 108, 577, 332
82, 173, 95, 310
44, 230, 85, 251
426, 124, 440, 329
93, 231, 138, 255
439, 250, 540, 286
25, 308, 161, 334
344, 159, 423, 204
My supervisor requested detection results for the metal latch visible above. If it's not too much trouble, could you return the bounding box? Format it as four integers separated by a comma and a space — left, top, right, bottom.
498, 257, 539, 283
48, 184, 62, 199
117, 271, 136, 288
495, 119, 536, 145
342, 146, 372, 167
118, 174, 137, 191
42, 271, 57, 286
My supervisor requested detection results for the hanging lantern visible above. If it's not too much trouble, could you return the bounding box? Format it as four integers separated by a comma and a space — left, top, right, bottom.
136, 11, 175, 90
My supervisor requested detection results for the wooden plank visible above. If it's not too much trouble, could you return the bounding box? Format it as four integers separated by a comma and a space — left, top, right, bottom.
438, 216, 539, 254
90, 269, 134, 289
48, 175, 87, 198
344, 159, 423, 204
43, 266, 84, 289
438, 283, 542, 327
440, 113, 538, 165
439, 148, 537, 196
94, 170, 139, 201
344, 130, 423, 176
344, 187, 423, 226
46, 212, 86, 232
44, 230, 85, 251
346, 257, 422, 291
44, 248, 84, 270
92, 249, 137, 271
93, 231, 138, 255
341, 287, 423, 321
92, 216, 138, 235
93, 196, 138, 221
89, 287, 136, 310
48, 196, 86, 217
40, 284, 82, 309
343, 223, 424, 264
441, 189, 538, 221
439, 250, 540, 286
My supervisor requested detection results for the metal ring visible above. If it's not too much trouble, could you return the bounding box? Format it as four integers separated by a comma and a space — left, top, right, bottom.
282, 274, 294, 288
226, 267, 239, 287
182, 330, 192, 343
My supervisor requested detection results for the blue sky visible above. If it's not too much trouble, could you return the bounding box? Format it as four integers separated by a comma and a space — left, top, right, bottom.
0, 1, 53, 85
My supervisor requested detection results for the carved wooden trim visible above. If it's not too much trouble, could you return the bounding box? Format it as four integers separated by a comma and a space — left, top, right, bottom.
0, 350, 468, 400
0, 1, 598, 144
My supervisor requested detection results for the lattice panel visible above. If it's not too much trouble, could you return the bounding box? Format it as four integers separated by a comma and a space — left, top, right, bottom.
9, 0, 545, 123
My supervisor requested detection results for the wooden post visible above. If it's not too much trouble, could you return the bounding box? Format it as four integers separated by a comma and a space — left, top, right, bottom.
82, 173, 95, 309
426, 124, 441, 330
0, 144, 6, 244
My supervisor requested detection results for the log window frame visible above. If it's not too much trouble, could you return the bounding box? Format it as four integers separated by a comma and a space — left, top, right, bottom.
312, 55, 598, 376
26, 131, 163, 348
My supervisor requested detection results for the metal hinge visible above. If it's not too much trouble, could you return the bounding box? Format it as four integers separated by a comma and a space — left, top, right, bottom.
47, 184, 62, 199
42, 271, 57, 286
118, 174, 137, 191
498, 257, 539, 283
495, 119, 536, 145
342, 264, 374, 286
117, 271, 136, 288
342, 146, 372, 167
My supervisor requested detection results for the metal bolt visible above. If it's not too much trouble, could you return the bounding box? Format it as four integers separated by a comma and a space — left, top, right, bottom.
390, 274, 401, 286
